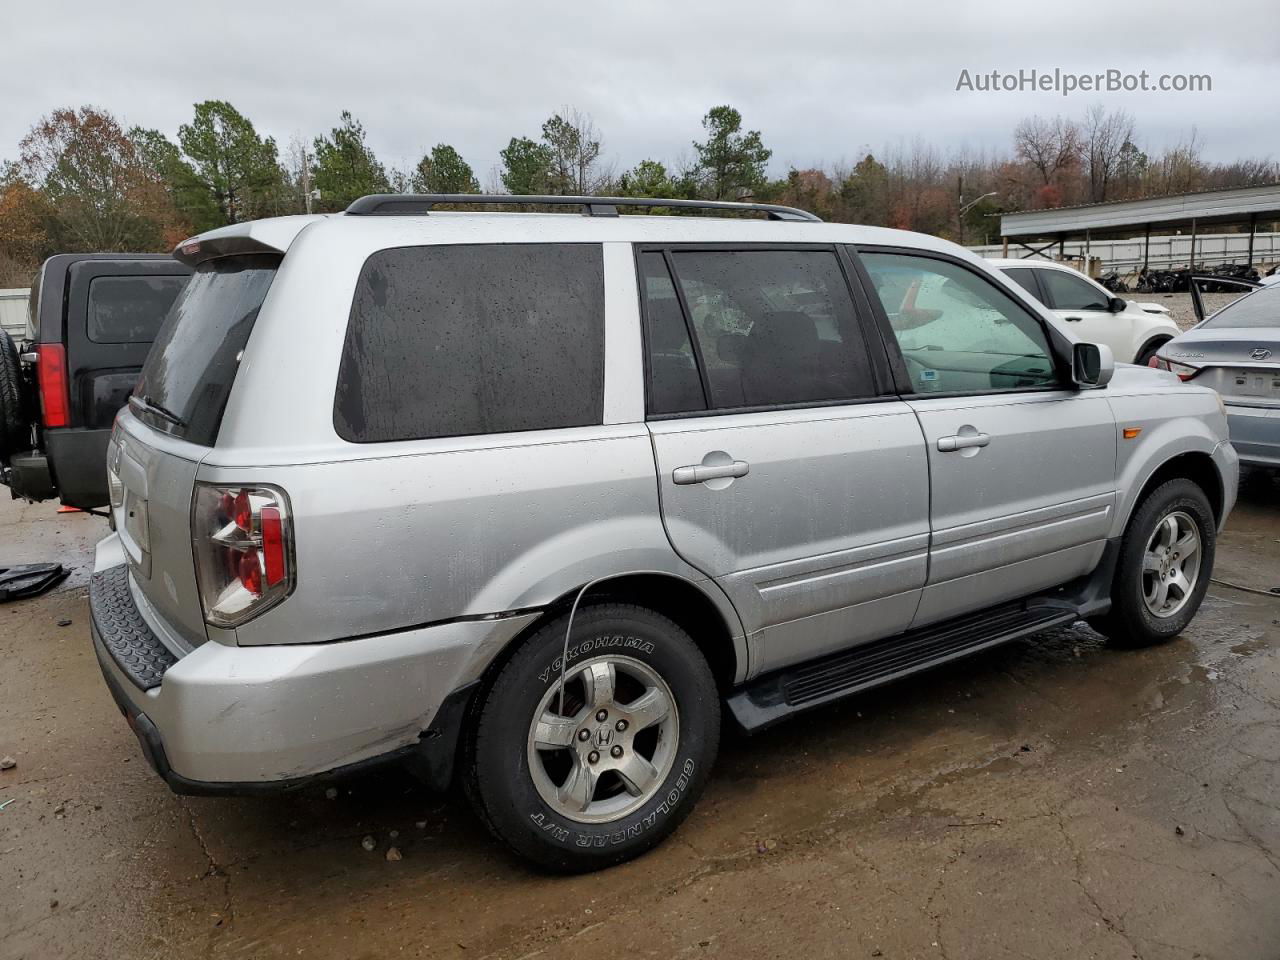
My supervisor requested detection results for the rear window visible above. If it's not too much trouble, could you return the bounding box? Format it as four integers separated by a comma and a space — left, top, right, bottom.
334, 243, 605, 443
133, 254, 279, 446
1202, 283, 1280, 329
87, 275, 188, 343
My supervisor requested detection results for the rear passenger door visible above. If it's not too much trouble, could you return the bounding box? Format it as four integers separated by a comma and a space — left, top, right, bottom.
641, 246, 931, 676
856, 248, 1117, 627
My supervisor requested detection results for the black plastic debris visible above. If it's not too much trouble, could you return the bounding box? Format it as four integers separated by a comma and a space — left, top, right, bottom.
0, 563, 69, 603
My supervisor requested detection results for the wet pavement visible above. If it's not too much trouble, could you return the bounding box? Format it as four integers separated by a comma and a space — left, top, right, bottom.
2, 475, 1279, 960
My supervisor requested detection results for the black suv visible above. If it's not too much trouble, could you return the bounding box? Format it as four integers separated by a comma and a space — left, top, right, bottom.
0, 254, 190, 509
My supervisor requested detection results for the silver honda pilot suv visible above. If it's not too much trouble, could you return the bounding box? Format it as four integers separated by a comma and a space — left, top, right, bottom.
91, 194, 1238, 872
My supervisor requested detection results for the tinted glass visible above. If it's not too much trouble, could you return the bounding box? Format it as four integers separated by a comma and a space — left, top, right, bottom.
335, 244, 604, 443
664, 249, 873, 409
87, 275, 188, 343
1039, 269, 1110, 311
639, 252, 705, 414
861, 253, 1058, 394
1002, 268, 1042, 302
1202, 282, 1280, 329
135, 255, 279, 446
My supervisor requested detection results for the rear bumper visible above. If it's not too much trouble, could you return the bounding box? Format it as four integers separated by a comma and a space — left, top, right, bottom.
2, 429, 111, 507
1226, 404, 1280, 468
89, 539, 538, 792
46, 427, 112, 508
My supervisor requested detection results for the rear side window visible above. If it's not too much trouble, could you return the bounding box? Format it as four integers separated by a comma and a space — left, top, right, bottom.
87, 275, 188, 343
642, 248, 875, 413
135, 254, 279, 446
335, 244, 604, 443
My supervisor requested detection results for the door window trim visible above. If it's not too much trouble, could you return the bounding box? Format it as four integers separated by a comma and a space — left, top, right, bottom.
633, 242, 897, 421
847, 244, 1072, 400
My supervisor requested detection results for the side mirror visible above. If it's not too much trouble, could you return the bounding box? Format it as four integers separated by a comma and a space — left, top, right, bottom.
1108, 296, 1127, 313
1073, 342, 1115, 388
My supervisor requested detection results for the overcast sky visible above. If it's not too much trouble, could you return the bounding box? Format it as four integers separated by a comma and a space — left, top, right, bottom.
6, 0, 1278, 181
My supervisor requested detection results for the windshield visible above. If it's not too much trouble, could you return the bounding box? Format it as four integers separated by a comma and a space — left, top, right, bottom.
133, 254, 280, 445
1202, 283, 1280, 330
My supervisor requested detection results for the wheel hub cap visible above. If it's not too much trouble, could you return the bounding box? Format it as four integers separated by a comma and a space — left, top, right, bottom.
527, 655, 679, 824
1142, 510, 1202, 619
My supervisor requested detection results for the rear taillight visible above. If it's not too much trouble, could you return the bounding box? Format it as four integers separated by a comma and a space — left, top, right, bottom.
1148, 355, 1199, 381
36, 343, 70, 428
193, 484, 294, 627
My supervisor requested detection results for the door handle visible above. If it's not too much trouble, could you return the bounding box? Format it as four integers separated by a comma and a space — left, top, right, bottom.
937, 433, 990, 452
673, 460, 750, 485
1064, 316, 1083, 322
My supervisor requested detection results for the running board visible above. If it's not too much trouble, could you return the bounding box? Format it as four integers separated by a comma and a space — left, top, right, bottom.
727, 601, 1079, 733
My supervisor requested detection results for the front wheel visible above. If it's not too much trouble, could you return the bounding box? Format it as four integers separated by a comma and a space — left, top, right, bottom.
1091, 478, 1215, 647
467, 603, 720, 872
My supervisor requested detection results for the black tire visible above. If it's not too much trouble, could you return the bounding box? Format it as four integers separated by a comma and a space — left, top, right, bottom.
466, 603, 719, 872
1133, 339, 1168, 367
1091, 478, 1215, 648
0, 330, 32, 463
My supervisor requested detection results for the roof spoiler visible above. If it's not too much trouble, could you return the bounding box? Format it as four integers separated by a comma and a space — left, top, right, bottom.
172, 215, 326, 266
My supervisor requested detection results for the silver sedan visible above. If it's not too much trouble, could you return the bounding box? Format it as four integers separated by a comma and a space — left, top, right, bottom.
1153, 282, 1280, 469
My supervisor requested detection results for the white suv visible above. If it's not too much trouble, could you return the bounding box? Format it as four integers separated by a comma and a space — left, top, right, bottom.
989, 258, 1180, 365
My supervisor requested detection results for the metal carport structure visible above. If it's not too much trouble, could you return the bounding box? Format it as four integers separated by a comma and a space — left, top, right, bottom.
998, 183, 1280, 271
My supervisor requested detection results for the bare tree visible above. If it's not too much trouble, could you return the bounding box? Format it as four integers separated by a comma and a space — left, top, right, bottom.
1083, 105, 1135, 202
1013, 115, 1080, 186
542, 108, 612, 195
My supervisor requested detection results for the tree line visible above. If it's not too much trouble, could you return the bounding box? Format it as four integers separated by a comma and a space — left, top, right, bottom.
1, 100, 1275, 285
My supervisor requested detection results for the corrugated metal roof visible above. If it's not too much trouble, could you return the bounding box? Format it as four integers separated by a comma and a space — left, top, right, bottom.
999, 183, 1280, 238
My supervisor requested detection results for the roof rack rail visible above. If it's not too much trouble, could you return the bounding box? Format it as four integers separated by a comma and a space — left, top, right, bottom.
344, 193, 822, 222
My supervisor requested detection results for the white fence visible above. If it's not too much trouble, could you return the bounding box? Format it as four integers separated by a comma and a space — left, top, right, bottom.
0, 288, 31, 341
970, 231, 1280, 275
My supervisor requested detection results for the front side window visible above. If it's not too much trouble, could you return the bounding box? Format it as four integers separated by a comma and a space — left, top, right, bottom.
860, 252, 1059, 394
87, 275, 188, 343
1039, 269, 1110, 311
335, 243, 605, 443
643, 248, 874, 412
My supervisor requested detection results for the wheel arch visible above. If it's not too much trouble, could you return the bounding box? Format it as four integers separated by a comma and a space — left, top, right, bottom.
1126, 451, 1225, 531
466, 571, 747, 716
1133, 333, 1173, 364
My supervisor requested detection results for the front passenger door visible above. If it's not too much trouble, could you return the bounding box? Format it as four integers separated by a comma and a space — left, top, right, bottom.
858, 250, 1117, 628
1035, 268, 1132, 361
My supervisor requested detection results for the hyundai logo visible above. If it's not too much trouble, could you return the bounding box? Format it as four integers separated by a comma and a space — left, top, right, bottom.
1250, 347, 1272, 361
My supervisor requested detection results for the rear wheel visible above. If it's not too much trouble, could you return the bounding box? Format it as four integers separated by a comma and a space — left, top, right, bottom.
467, 603, 719, 872
1091, 479, 1215, 647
